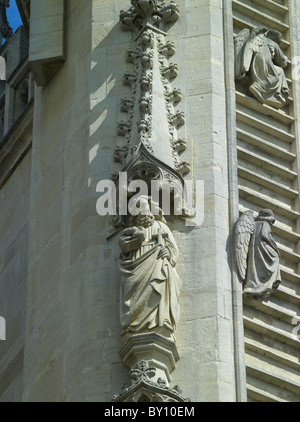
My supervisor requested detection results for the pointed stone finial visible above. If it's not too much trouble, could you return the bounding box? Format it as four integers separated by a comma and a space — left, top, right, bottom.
0, 0, 13, 41
120, 0, 180, 33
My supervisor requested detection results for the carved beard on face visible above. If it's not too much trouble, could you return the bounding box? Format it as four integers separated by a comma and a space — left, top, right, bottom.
135, 214, 155, 228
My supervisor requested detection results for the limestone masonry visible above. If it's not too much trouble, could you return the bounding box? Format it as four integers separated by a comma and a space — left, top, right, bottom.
0, 0, 299, 402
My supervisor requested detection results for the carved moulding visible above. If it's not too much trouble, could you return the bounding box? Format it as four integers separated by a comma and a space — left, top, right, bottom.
234, 27, 290, 109
234, 209, 281, 299
113, 143, 187, 222
119, 333, 179, 384
112, 360, 189, 403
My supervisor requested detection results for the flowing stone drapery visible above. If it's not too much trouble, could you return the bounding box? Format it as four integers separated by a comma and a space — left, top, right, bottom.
243, 217, 281, 297
119, 214, 181, 342
235, 209, 281, 298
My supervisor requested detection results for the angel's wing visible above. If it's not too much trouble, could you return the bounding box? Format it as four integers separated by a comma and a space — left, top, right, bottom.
234, 29, 251, 80
234, 210, 256, 281
242, 28, 268, 74
235, 28, 268, 80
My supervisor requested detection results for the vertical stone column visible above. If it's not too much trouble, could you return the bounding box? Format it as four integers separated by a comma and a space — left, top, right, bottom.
223, 0, 247, 403
112, 0, 190, 403
21, 0, 241, 402
112, 0, 239, 402
171, 0, 238, 401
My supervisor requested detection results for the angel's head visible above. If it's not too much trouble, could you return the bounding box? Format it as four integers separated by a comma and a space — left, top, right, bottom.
266, 30, 283, 45
255, 209, 276, 225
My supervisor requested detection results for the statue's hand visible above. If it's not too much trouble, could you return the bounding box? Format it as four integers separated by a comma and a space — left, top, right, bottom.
120, 227, 145, 253
158, 246, 170, 260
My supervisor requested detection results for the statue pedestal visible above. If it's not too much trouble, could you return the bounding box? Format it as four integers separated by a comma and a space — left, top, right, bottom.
119, 332, 179, 384
114, 333, 189, 402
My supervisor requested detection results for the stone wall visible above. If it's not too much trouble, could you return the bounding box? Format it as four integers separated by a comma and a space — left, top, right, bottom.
89, 0, 237, 401
1, 0, 299, 403
0, 149, 31, 401
19, 0, 237, 401
21, 0, 97, 401
232, 0, 300, 402
0, 20, 33, 403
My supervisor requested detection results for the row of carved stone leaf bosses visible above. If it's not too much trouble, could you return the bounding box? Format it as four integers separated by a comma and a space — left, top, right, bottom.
115, 0, 190, 176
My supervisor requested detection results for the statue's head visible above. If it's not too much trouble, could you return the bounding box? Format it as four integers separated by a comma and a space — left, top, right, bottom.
266, 30, 282, 45
255, 209, 276, 225
134, 195, 152, 215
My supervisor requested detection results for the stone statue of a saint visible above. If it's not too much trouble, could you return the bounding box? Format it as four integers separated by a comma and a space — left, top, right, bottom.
235, 209, 281, 298
118, 195, 181, 341
234, 27, 290, 108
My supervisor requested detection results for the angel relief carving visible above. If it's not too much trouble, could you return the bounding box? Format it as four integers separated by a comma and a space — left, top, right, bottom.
234, 28, 290, 108
235, 209, 281, 298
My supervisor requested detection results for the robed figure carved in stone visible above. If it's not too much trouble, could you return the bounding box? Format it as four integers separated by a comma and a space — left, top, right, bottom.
118, 196, 181, 342
234, 27, 289, 108
235, 209, 281, 298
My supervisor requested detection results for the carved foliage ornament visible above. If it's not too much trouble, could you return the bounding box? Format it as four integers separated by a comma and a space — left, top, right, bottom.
115, 0, 189, 214
235, 209, 281, 298
120, 0, 180, 32
0, 0, 12, 39
234, 27, 290, 109
112, 360, 189, 402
